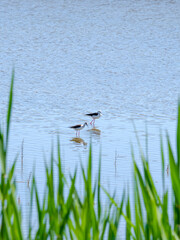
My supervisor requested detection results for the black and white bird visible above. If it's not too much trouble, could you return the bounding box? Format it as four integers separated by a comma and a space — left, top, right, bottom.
70, 122, 88, 137
85, 110, 102, 126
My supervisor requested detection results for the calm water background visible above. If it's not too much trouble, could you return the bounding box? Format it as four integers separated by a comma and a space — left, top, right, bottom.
0, 0, 180, 236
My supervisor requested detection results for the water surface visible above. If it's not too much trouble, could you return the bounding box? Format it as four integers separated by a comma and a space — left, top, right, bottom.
0, 0, 180, 236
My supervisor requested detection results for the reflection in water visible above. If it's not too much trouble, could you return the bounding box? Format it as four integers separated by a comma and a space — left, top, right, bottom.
70, 137, 87, 146
89, 128, 101, 135
88, 128, 101, 141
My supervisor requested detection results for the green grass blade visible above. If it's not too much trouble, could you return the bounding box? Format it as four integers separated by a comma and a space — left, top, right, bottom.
177, 100, 180, 175
168, 136, 180, 202
10, 185, 23, 240
6, 70, 14, 154
98, 150, 101, 221
126, 194, 131, 240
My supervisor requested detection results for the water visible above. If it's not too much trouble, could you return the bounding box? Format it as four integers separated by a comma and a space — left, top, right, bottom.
0, 0, 180, 236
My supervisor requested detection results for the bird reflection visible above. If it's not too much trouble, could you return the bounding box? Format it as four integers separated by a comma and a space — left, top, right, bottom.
89, 127, 101, 135
70, 137, 87, 146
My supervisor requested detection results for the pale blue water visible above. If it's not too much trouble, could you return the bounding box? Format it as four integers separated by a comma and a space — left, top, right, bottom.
0, 0, 180, 237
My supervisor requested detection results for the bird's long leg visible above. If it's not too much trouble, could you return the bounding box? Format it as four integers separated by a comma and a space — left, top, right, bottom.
90, 120, 93, 125
76, 131, 77, 137
78, 131, 80, 137
93, 119, 95, 127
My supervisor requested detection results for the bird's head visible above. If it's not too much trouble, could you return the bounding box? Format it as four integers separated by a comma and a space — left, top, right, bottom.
98, 110, 102, 115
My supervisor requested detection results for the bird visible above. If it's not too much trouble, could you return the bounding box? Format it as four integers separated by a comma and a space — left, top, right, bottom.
70, 122, 88, 137
85, 110, 102, 126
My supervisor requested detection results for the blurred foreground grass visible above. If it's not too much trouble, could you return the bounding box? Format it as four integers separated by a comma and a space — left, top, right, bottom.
0, 72, 180, 239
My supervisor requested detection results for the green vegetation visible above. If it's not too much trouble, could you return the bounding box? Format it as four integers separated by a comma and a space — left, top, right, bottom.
0, 72, 180, 239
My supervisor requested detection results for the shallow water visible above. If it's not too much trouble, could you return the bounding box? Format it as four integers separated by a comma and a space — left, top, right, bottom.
0, 0, 180, 236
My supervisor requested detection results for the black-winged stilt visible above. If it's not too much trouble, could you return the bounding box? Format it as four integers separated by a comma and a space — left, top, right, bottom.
70, 122, 88, 137
86, 110, 102, 126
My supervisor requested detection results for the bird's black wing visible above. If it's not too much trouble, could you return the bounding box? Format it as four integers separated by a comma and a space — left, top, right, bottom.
86, 112, 98, 116
70, 124, 82, 129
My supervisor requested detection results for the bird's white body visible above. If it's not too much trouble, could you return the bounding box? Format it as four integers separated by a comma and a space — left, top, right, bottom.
91, 111, 102, 120
70, 122, 88, 137
74, 123, 87, 131
86, 111, 102, 126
